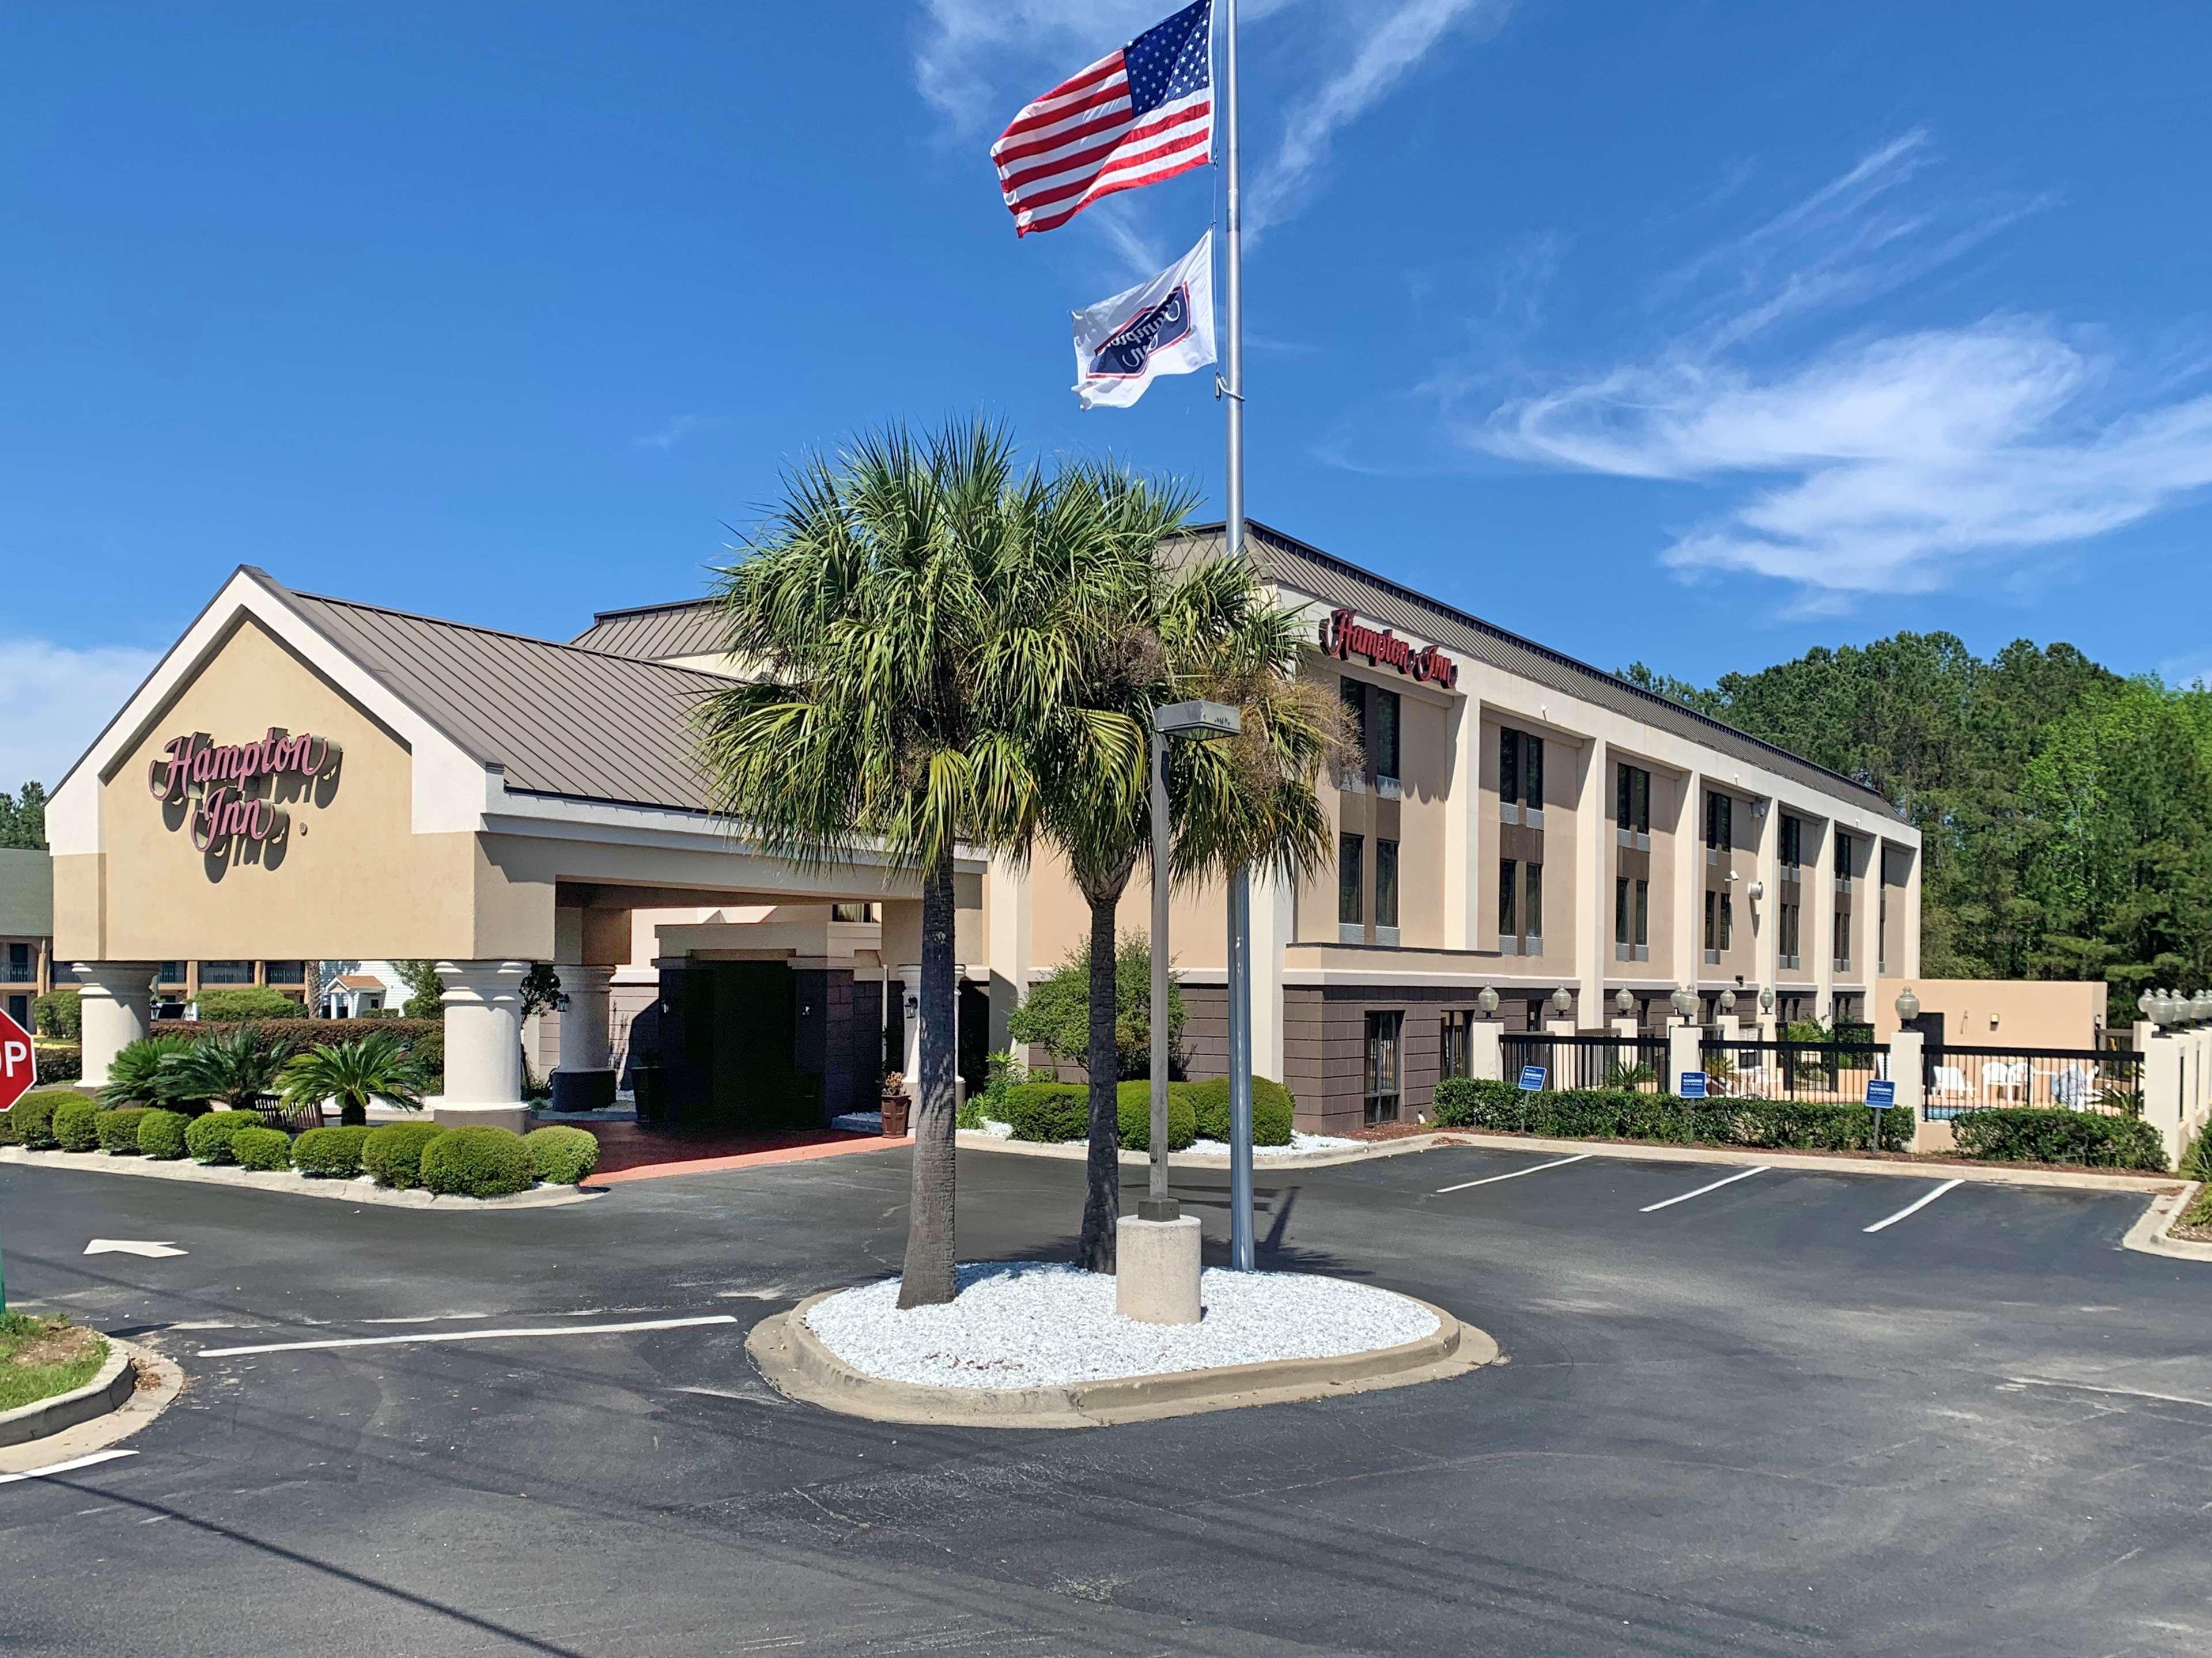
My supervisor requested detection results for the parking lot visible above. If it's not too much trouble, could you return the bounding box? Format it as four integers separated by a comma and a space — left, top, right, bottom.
2, 1139, 2208, 1656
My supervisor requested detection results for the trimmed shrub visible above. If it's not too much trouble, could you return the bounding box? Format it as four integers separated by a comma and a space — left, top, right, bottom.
52, 1097, 100, 1152
1002, 1081, 1091, 1144
364, 1121, 448, 1189
1429, 1077, 1917, 1153
420, 1125, 534, 1198
1951, 1108, 2168, 1172
194, 986, 310, 1021
93, 1107, 149, 1154
137, 1108, 191, 1160
184, 1109, 262, 1165
292, 1125, 374, 1179
32, 990, 81, 1040
231, 1125, 294, 1172
32, 1043, 82, 1083
1185, 1077, 1296, 1146
1115, 1081, 1197, 1152
9, 1090, 75, 1150
0, 1106, 15, 1147
524, 1125, 600, 1185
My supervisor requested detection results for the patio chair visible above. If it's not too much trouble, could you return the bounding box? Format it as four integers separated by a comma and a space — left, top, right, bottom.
1984, 1059, 2029, 1103
2048, 1064, 2093, 1110
1930, 1064, 1969, 1102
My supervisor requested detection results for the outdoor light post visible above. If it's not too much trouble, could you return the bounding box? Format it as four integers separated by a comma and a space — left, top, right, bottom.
1145, 701, 1244, 1235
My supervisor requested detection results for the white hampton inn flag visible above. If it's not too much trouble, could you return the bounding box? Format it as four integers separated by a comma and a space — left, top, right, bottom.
1070, 231, 1216, 410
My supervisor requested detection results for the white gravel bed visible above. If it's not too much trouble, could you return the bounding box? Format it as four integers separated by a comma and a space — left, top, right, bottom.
1187, 1130, 1363, 1156
803, 1262, 1438, 1389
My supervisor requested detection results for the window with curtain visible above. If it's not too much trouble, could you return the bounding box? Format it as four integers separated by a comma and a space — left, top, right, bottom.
1498, 858, 1518, 947
1375, 838, 1399, 930
1635, 879, 1650, 951
1523, 861, 1544, 944
1339, 833, 1364, 925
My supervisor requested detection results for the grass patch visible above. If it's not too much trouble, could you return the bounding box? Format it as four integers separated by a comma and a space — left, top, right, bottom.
0, 1312, 109, 1414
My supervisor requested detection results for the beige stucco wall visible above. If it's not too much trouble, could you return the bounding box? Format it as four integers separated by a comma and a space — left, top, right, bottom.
55, 616, 502, 963
1874, 977, 2105, 1050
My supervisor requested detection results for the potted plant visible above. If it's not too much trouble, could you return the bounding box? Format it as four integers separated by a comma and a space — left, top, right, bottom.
879, 1072, 911, 1137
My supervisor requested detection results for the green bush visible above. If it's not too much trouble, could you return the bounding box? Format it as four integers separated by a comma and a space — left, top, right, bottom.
291, 1125, 374, 1178
1184, 1077, 1296, 1146
420, 1125, 535, 1198
1950, 1108, 2168, 1171
93, 1107, 149, 1154
955, 1094, 985, 1129
231, 1125, 294, 1171
1001, 1081, 1091, 1143
184, 1109, 262, 1165
194, 986, 310, 1021
524, 1125, 600, 1185
32, 990, 81, 1040
2183, 1182, 2212, 1229
32, 1043, 82, 1083
364, 1121, 448, 1188
8, 1090, 75, 1149
1007, 936, 1186, 1079
2179, 1121, 2212, 1184
1112, 1080, 1197, 1152
52, 1097, 100, 1152
0, 1106, 15, 1146
137, 1108, 190, 1160
1428, 1077, 1916, 1153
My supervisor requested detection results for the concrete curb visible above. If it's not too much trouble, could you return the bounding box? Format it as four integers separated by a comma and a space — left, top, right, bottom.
0, 1145, 603, 1210
2122, 1182, 2212, 1262
956, 1129, 1460, 1171
0, 1339, 136, 1449
747, 1285, 1499, 1429
0, 1339, 186, 1474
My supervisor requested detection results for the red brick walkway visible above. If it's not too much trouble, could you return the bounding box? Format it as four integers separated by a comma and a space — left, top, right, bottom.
578, 1121, 909, 1184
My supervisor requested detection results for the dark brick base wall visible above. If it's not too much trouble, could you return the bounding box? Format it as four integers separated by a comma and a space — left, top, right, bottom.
1285, 985, 1491, 1137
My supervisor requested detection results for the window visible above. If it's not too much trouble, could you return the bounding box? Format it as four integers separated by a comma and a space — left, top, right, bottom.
264, 960, 306, 985
1523, 862, 1544, 948
1375, 838, 1400, 931
49, 960, 80, 985
831, 902, 875, 922
1635, 879, 1650, 953
1719, 892, 1734, 952
1499, 727, 1543, 813
1363, 1010, 1404, 1125
1338, 834, 1364, 926
1780, 814, 1803, 870
1834, 914, 1852, 972
1704, 890, 1718, 960
1440, 1010, 1472, 1081
1705, 792, 1733, 852
1498, 858, 1518, 949
1616, 763, 1651, 835
158, 961, 186, 985
3, 943, 27, 983
1878, 885, 1889, 974
1834, 831, 1854, 891
1374, 689, 1401, 782
200, 960, 254, 985
1780, 901, 1801, 967
1614, 876, 1631, 948
1340, 679, 1368, 770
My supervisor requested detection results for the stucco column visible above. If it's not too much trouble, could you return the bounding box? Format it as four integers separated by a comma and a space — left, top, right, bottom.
1812, 819, 1836, 1022
1754, 798, 1781, 1004
897, 966, 922, 1089
1673, 770, 1704, 992
1667, 1023, 1704, 1093
1250, 868, 1292, 1085
985, 856, 1031, 1056
73, 963, 159, 1088
1443, 690, 1482, 950
432, 959, 532, 1131
550, 963, 617, 1112
1576, 737, 1609, 1027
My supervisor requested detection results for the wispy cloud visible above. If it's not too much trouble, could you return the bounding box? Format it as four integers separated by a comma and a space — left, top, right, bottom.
632, 414, 719, 452
0, 638, 162, 791
1457, 135, 2212, 604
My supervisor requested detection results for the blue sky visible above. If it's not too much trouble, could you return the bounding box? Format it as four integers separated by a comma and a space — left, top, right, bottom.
6, 1, 2211, 789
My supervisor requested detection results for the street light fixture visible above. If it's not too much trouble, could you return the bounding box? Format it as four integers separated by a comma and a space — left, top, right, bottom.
1550, 986, 1572, 1021
1145, 701, 1245, 1240
1718, 987, 1737, 1017
1895, 985, 1921, 1024
1759, 986, 1776, 1015
1478, 986, 1499, 1016
1614, 987, 1634, 1017
1670, 985, 1697, 1023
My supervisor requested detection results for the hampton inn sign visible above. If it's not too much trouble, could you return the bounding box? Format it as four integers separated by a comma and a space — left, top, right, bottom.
148, 728, 341, 856
1319, 608, 1459, 690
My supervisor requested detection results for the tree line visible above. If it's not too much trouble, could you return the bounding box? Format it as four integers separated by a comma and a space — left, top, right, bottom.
1623, 634, 2212, 1023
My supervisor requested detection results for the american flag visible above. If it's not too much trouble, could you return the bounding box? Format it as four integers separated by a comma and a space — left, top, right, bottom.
990, 1, 1214, 237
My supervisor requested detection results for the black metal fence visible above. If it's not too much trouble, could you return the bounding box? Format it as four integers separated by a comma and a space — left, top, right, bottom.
1503, 1032, 1672, 1094
1920, 1044, 2143, 1120
1698, 1037, 1887, 1104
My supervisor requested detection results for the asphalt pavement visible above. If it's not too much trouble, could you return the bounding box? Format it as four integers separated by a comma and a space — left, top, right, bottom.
2, 1140, 2207, 1656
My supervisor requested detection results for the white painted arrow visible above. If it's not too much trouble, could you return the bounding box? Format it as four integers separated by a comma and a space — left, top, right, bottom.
84, 1239, 188, 1258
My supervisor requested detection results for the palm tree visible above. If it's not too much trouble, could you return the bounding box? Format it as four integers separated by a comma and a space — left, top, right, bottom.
277, 1034, 428, 1127
101, 1034, 201, 1112
1032, 489, 1350, 1270
693, 421, 1136, 1307
161, 1024, 294, 1113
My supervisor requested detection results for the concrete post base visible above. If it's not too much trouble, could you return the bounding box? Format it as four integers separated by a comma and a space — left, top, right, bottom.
428, 1100, 534, 1134
1116, 1214, 1202, 1326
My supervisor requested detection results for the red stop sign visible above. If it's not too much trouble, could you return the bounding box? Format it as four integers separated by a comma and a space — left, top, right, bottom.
0, 1007, 37, 1112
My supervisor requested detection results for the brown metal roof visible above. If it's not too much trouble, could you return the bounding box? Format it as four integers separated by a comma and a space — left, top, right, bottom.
570, 599, 727, 661
253, 572, 738, 814
1174, 521, 1899, 816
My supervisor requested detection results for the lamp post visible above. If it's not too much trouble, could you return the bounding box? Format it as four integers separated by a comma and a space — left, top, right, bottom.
1895, 985, 1920, 1025
1479, 986, 1499, 1017
1670, 985, 1697, 1024
1614, 987, 1634, 1017
1146, 700, 1245, 1241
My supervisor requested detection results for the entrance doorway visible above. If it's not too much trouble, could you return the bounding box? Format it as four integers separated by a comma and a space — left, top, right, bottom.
659, 962, 817, 1132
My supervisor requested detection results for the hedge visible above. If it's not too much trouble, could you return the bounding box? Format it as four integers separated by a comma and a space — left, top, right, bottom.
421, 1125, 534, 1198
364, 1122, 448, 1189
137, 1108, 191, 1160
1003, 1082, 1092, 1144
193, 986, 311, 1021
141, 1017, 441, 1061
52, 1097, 100, 1152
1950, 1108, 2168, 1171
1111, 1081, 1197, 1152
524, 1125, 599, 1185
1185, 1077, 1296, 1146
6, 1091, 75, 1150
1430, 1077, 1916, 1153
184, 1110, 262, 1165
232, 1125, 294, 1171
32, 990, 81, 1040
93, 1107, 149, 1154
32, 1043, 82, 1083
292, 1125, 374, 1179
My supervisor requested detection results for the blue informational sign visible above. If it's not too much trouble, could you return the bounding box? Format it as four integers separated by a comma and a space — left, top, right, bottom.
1678, 1070, 1709, 1099
1517, 1065, 1547, 1092
1866, 1079, 1896, 1108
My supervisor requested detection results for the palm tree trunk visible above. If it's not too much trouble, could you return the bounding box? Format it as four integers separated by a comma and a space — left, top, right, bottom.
1076, 891, 1122, 1273
898, 842, 961, 1308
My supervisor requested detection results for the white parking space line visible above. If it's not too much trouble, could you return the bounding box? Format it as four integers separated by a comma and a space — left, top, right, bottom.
198, 1314, 739, 1358
1863, 1179, 1965, 1234
0, 1450, 138, 1485
1639, 1166, 1771, 1213
1436, 1154, 1591, 1194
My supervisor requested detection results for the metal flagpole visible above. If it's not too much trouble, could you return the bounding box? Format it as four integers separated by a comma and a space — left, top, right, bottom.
1219, 0, 1257, 1271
